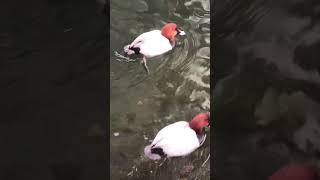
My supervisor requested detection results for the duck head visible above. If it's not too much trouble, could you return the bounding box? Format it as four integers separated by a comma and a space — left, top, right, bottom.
161, 23, 186, 42
189, 112, 210, 134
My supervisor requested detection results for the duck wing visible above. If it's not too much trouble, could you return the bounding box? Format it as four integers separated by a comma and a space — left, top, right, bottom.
123, 31, 152, 55
129, 31, 150, 48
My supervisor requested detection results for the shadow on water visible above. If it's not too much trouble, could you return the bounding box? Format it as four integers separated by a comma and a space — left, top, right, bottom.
213, 0, 320, 179
110, 0, 210, 179
0, 0, 107, 179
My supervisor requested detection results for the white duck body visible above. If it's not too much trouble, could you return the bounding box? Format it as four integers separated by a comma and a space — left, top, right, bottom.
124, 30, 173, 58
144, 121, 206, 160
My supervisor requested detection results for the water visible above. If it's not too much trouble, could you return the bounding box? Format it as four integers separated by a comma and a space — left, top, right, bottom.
5, 0, 319, 179
213, 0, 320, 179
0, 0, 108, 179
110, 0, 210, 179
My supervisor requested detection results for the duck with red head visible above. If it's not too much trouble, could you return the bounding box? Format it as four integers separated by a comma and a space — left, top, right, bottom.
144, 112, 210, 160
123, 23, 186, 74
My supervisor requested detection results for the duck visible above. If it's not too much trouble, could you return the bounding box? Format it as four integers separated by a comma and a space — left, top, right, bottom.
144, 112, 210, 160
123, 23, 186, 73
268, 163, 319, 180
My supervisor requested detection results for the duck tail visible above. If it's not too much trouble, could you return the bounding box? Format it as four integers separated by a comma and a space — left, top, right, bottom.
144, 145, 161, 160
123, 45, 135, 56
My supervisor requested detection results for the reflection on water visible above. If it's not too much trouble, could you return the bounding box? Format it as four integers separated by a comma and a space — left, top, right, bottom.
110, 0, 210, 179
0, 0, 107, 179
213, 0, 320, 179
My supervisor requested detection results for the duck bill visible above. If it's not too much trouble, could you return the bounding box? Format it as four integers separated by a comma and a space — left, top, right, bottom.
178, 30, 186, 36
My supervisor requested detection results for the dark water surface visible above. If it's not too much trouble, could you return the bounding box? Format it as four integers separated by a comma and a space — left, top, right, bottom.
110, 0, 210, 179
0, 0, 107, 179
213, 0, 320, 179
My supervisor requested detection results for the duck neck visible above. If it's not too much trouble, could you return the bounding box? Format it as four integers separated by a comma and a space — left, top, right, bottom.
162, 34, 176, 45
170, 40, 176, 47
189, 121, 203, 135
